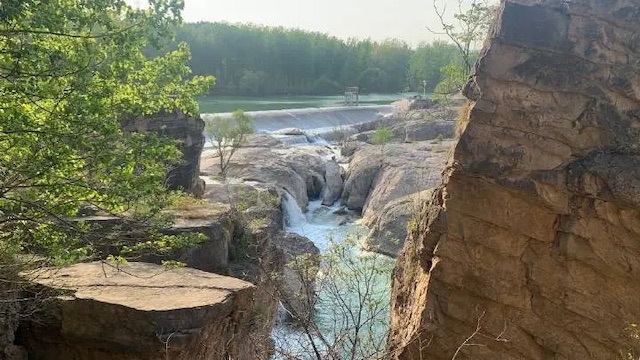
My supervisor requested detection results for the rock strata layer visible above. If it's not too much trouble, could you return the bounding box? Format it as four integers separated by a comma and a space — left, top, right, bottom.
202, 136, 335, 210
20, 262, 261, 360
388, 0, 640, 359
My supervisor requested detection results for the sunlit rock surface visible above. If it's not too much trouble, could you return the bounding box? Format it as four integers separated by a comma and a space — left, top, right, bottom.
388, 0, 640, 358
21, 262, 263, 360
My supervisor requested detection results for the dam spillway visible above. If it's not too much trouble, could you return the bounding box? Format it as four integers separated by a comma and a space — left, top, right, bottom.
202, 105, 394, 134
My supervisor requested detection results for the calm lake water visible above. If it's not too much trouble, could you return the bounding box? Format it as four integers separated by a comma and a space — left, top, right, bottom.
198, 93, 419, 113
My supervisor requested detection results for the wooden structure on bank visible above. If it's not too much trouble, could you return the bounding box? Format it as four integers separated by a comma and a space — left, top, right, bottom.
344, 87, 359, 106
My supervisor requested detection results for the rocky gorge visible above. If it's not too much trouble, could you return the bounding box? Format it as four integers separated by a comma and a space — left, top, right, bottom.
9, 0, 640, 356
5, 99, 457, 359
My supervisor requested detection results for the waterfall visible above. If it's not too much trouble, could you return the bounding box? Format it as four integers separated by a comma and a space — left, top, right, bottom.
281, 192, 306, 227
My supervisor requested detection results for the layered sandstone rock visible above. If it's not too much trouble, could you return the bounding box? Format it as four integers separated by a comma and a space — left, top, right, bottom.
272, 232, 320, 323
341, 142, 452, 247
123, 110, 206, 197
364, 189, 434, 257
321, 159, 344, 206
65, 204, 239, 276
20, 262, 264, 360
388, 0, 640, 359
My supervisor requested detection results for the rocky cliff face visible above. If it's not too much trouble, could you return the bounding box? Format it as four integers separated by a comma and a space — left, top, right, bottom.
123, 110, 206, 197
0, 282, 26, 360
388, 0, 640, 358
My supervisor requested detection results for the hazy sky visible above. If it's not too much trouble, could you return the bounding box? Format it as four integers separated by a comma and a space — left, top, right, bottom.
131, 0, 449, 46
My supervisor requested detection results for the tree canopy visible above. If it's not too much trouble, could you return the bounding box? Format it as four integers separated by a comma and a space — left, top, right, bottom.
166, 22, 466, 96
0, 0, 214, 265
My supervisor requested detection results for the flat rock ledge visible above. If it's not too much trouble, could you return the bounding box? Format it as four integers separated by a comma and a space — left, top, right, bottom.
20, 262, 262, 360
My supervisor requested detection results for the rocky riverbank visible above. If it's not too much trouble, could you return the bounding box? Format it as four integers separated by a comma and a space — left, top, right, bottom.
339, 99, 461, 256
11, 96, 462, 359
12, 112, 322, 360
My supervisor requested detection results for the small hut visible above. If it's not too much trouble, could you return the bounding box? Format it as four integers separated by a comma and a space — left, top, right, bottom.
344, 87, 359, 106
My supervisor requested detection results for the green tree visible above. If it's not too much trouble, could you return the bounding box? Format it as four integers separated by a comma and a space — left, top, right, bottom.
238, 69, 268, 95
205, 110, 254, 177
434, 63, 469, 102
273, 232, 394, 360
430, 0, 495, 76
429, 0, 497, 96
373, 125, 392, 165
359, 67, 389, 93
372, 125, 392, 146
0, 0, 214, 266
311, 75, 343, 94
173, 23, 415, 96
407, 41, 460, 92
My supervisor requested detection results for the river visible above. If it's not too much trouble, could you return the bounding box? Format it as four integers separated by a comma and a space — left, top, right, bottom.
199, 93, 417, 113
201, 97, 399, 359
274, 194, 394, 359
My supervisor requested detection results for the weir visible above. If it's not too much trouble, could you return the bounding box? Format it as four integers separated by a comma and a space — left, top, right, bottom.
202, 105, 394, 134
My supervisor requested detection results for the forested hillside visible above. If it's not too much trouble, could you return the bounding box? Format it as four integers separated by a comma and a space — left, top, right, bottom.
170, 22, 463, 96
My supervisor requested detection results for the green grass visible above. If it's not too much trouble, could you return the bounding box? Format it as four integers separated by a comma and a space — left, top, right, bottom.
198, 93, 421, 113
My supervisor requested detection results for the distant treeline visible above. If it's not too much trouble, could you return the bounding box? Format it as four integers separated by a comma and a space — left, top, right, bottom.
168, 22, 464, 96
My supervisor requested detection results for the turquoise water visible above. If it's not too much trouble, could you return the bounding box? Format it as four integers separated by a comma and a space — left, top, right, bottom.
274, 197, 394, 359
198, 93, 420, 113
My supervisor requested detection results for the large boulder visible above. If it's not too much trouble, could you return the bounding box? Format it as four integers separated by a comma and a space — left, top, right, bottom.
162, 204, 238, 274
67, 204, 239, 276
321, 160, 343, 206
272, 232, 320, 323
340, 148, 383, 211
364, 189, 433, 257
388, 1, 640, 359
342, 142, 453, 219
201, 136, 334, 211
392, 120, 454, 143
282, 149, 327, 200
122, 110, 206, 197
349, 120, 455, 144
244, 134, 283, 148
20, 262, 267, 360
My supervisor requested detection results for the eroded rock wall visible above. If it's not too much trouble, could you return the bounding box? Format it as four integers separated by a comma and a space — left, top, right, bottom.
123, 110, 206, 197
388, 0, 640, 358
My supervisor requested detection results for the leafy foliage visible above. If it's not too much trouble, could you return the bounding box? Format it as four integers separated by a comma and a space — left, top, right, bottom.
429, 0, 497, 97
0, 0, 214, 265
430, 0, 495, 76
407, 41, 461, 93
434, 63, 469, 101
274, 231, 394, 360
205, 109, 254, 177
372, 125, 392, 146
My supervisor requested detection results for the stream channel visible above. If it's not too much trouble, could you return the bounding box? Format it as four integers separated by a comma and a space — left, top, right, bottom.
204, 104, 397, 358
273, 194, 394, 359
